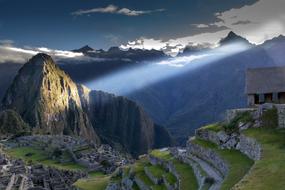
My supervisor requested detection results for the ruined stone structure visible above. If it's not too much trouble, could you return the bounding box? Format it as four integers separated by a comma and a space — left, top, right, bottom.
0, 153, 85, 190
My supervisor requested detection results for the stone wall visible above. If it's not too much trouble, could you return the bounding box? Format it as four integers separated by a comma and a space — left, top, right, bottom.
236, 134, 261, 161
225, 108, 257, 124
169, 148, 206, 188
195, 128, 261, 161
186, 142, 229, 177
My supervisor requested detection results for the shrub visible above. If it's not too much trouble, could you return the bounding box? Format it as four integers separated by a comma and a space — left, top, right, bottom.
261, 107, 278, 128
223, 111, 254, 133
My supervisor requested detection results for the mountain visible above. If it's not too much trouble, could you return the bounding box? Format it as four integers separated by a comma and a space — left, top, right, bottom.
73, 45, 94, 54
78, 89, 173, 156
1, 53, 172, 156
84, 46, 168, 61
219, 31, 251, 46
1, 53, 100, 143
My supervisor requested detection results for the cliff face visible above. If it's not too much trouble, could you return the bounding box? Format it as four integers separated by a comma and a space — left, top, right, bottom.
1, 53, 172, 156
1, 54, 99, 143
77, 88, 171, 156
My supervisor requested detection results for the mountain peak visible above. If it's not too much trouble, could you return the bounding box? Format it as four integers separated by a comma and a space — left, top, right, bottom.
29, 53, 54, 66
219, 31, 250, 46
73, 45, 94, 53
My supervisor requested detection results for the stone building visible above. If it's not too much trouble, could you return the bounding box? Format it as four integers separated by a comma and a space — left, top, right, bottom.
246, 67, 285, 106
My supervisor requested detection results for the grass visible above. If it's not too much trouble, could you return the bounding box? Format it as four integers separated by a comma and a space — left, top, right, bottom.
150, 149, 198, 190
234, 128, 285, 190
164, 172, 177, 185
74, 174, 110, 190
192, 138, 254, 190
172, 159, 199, 190
150, 149, 172, 161
6, 146, 85, 171
147, 165, 165, 178
200, 123, 223, 132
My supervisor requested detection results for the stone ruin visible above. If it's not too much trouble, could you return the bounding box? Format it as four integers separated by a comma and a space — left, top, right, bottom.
0, 153, 86, 190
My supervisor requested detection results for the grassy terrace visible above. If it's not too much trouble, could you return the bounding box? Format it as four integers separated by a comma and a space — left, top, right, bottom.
74, 172, 110, 190
150, 150, 198, 190
191, 138, 254, 190
6, 146, 85, 171
132, 158, 166, 190
234, 128, 285, 190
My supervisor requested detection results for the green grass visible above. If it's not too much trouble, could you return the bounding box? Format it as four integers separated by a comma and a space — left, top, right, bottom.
74, 174, 110, 190
234, 128, 285, 190
150, 149, 198, 190
164, 172, 177, 185
6, 146, 85, 171
150, 149, 172, 161
200, 123, 223, 132
172, 159, 199, 190
191, 138, 254, 190
147, 165, 165, 178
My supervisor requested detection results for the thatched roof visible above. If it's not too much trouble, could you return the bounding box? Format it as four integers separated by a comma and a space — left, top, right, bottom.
246, 67, 285, 94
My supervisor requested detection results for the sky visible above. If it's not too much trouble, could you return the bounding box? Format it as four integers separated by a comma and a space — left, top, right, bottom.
0, 0, 284, 52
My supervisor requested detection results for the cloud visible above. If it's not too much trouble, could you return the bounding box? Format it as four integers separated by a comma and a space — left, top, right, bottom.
232, 20, 253, 25
0, 45, 86, 63
0, 39, 14, 46
192, 24, 210, 28
72, 4, 165, 16
210, 0, 285, 44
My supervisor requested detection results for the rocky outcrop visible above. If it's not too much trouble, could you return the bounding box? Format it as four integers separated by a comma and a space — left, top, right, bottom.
1, 53, 172, 156
0, 109, 30, 138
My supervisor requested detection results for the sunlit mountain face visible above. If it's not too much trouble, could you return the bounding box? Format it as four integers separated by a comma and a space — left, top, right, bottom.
0, 0, 285, 144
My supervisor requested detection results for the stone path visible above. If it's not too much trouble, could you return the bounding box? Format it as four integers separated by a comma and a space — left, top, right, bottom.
188, 154, 224, 190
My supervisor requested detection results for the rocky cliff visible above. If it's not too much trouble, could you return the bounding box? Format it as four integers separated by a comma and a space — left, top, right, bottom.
77, 88, 173, 156
1, 54, 99, 143
1, 53, 172, 156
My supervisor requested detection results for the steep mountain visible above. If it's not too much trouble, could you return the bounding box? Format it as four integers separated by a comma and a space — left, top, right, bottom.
77, 88, 172, 156
1, 53, 100, 143
1, 53, 172, 156
219, 31, 251, 46
73, 45, 94, 54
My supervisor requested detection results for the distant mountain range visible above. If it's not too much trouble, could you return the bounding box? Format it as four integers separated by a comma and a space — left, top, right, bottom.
0, 32, 285, 144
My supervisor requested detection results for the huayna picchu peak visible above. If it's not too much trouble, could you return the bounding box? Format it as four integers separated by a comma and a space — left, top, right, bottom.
1, 53, 172, 156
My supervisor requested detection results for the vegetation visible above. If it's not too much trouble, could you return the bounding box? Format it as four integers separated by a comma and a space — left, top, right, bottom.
234, 128, 285, 189
147, 165, 165, 178
0, 109, 31, 137
260, 107, 278, 128
192, 138, 254, 190
6, 146, 85, 171
200, 123, 223, 132
223, 111, 253, 133
150, 150, 198, 190
74, 174, 110, 190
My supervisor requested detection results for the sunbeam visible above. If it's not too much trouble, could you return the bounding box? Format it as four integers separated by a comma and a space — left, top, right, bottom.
85, 42, 251, 95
